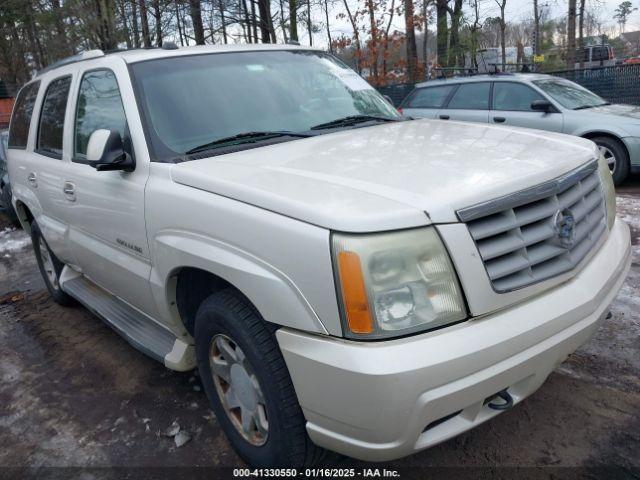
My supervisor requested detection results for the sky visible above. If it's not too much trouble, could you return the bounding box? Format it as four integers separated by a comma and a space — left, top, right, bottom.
295, 0, 640, 48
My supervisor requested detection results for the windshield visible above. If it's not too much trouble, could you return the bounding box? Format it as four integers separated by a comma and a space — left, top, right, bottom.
130, 50, 399, 160
532, 78, 609, 110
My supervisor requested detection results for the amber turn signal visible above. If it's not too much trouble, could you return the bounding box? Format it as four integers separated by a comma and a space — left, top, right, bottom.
337, 251, 374, 334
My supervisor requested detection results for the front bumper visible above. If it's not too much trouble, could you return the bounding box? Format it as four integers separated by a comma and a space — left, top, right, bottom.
277, 219, 631, 462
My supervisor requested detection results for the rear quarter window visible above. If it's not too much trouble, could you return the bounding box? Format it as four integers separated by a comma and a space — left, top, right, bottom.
404, 85, 455, 109
8, 81, 40, 149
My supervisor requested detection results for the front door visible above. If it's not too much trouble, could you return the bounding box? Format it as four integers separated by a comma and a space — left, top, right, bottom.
490, 81, 564, 132
63, 60, 157, 316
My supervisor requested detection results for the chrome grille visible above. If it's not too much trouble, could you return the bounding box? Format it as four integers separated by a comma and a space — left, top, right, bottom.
457, 160, 606, 292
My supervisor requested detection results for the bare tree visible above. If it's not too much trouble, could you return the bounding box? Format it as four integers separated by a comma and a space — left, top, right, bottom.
436, 0, 448, 66
405, 0, 419, 81
289, 0, 298, 41
189, 0, 206, 44
140, 0, 152, 47
567, 0, 577, 68
495, 0, 506, 67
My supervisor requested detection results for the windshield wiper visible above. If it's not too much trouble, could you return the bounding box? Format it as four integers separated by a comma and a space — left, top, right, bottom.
186, 131, 315, 155
310, 114, 402, 130
574, 102, 611, 110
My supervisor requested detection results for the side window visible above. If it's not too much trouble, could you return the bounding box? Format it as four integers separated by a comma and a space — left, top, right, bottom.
492, 83, 546, 111
8, 81, 40, 149
74, 69, 128, 161
405, 85, 455, 109
37, 76, 72, 159
446, 83, 491, 110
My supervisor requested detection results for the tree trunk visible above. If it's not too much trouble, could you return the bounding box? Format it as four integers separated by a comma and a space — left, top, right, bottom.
448, 0, 463, 67
251, 0, 259, 42
119, 0, 133, 48
436, 0, 448, 67
289, 0, 298, 41
307, 0, 312, 45
382, 0, 396, 81
404, 0, 418, 81
152, 0, 162, 46
366, 0, 378, 83
422, 0, 429, 70
189, 0, 206, 44
174, 0, 184, 46
219, 0, 228, 43
499, 1, 506, 67
140, 0, 152, 47
257, 0, 272, 42
279, 0, 289, 42
343, 0, 362, 73
567, 0, 576, 69
578, 0, 585, 68
533, 0, 539, 55
131, 0, 140, 47
324, 0, 332, 51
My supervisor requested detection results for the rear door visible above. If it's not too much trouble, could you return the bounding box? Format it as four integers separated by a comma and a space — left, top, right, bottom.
490, 81, 564, 132
30, 75, 78, 265
401, 84, 456, 119
440, 82, 491, 123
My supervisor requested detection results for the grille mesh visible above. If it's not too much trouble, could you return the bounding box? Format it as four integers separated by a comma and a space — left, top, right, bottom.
459, 162, 606, 292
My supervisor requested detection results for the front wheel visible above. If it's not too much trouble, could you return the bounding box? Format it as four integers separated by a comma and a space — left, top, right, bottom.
194, 289, 326, 467
31, 221, 75, 306
593, 136, 629, 186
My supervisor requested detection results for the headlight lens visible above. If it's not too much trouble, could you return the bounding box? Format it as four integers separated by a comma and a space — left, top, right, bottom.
597, 154, 616, 230
332, 227, 467, 339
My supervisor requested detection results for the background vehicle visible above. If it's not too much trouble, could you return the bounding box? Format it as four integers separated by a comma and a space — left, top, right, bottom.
0, 129, 20, 226
576, 44, 616, 69
6, 45, 631, 468
400, 73, 640, 184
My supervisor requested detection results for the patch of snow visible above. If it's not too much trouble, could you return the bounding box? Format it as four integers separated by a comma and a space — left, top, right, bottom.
0, 227, 30, 253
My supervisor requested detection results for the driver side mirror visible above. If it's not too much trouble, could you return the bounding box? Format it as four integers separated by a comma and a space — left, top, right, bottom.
531, 99, 555, 113
86, 129, 135, 172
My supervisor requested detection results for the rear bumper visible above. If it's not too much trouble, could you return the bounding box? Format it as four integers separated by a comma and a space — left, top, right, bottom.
277, 219, 631, 462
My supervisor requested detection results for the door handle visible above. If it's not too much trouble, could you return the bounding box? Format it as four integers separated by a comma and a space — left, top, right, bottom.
493, 117, 506, 123
439, 114, 450, 120
27, 172, 37, 188
63, 182, 76, 202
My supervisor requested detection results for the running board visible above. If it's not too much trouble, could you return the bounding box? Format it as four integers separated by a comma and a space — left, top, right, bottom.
61, 273, 177, 364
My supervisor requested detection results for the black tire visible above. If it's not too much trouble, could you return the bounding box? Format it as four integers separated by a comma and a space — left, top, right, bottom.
31, 221, 76, 306
195, 289, 326, 468
592, 136, 629, 186
1, 184, 21, 228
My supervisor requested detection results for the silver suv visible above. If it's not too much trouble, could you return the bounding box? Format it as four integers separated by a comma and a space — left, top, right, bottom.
401, 73, 640, 184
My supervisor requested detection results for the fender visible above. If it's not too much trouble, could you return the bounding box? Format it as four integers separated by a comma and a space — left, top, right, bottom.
149, 229, 330, 337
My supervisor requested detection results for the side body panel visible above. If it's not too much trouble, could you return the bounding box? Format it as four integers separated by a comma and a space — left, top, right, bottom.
145, 163, 342, 337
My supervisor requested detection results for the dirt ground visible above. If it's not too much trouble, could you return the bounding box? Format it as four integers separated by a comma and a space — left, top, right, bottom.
0, 177, 639, 479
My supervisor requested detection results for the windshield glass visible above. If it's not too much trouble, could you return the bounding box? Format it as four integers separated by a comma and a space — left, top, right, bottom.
532, 78, 608, 110
130, 50, 399, 160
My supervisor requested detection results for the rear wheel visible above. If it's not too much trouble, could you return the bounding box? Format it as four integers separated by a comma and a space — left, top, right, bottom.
194, 289, 326, 467
31, 222, 75, 306
592, 136, 629, 186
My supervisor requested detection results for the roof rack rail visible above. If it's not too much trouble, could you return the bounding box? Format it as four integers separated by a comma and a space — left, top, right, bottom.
37, 49, 104, 76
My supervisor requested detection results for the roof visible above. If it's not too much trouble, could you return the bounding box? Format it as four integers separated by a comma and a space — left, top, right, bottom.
619, 31, 640, 45
37, 44, 321, 77
415, 72, 553, 88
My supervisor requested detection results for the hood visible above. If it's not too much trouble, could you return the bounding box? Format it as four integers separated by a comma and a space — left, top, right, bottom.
585, 103, 640, 121
171, 119, 597, 232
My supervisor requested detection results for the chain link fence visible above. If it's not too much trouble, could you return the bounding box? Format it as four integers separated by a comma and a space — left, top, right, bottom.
378, 64, 640, 107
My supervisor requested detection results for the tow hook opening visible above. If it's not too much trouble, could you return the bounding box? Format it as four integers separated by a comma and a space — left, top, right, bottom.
485, 389, 514, 411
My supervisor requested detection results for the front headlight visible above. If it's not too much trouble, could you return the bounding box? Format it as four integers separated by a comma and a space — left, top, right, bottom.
332, 227, 467, 339
597, 154, 616, 230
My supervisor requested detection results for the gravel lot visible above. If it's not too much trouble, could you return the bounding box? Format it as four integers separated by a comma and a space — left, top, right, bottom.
0, 178, 639, 478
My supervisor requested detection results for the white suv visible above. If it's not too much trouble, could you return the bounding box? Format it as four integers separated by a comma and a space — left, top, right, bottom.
6, 45, 631, 467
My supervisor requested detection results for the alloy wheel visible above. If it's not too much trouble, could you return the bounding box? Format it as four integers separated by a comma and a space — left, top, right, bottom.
209, 334, 269, 446
39, 237, 59, 289
598, 145, 616, 174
